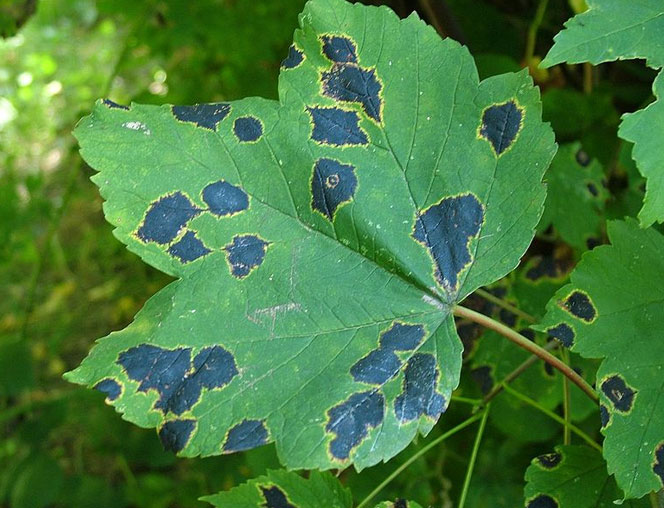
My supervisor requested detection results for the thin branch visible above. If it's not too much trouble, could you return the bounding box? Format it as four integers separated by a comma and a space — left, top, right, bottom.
458, 406, 490, 508
524, 0, 550, 63
561, 348, 572, 445
453, 305, 598, 403
473, 288, 537, 323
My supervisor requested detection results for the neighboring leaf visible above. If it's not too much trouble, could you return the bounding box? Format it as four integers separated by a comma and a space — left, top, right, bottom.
374, 501, 423, 508
65, 0, 556, 470
524, 445, 649, 508
541, 0, 664, 225
0, 0, 37, 38
538, 143, 608, 251
537, 220, 664, 498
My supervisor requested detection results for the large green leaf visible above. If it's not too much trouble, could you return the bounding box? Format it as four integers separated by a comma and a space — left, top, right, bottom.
541, 0, 664, 226
524, 445, 649, 508
65, 0, 556, 470
537, 220, 664, 498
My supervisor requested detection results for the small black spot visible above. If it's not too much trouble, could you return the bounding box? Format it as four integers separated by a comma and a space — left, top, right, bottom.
526, 494, 559, 508
281, 44, 304, 69
94, 378, 121, 401
395, 353, 445, 422
536, 452, 562, 469
380, 322, 425, 351
520, 328, 536, 341
322, 64, 382, 122
311, 158, 357, 219
471, 366, 494, 395
351, 348, 401, 385
653, 443, 664, 486
394, 500, 408, 508
326, 391, 384, 460
586, 237, 601, 250
307, 106, 368, 146
172, 103, 231, 130
223, 419, 269, 453
233, 116, 263, 142
599, 404, 610, 428
102, 99, 129, 110
159, 419, 196, 453
168, 230, 211, 263
562, 291, 596, 322
499, 308, 517, 327
575, 149, 590, 167
480, 101, 523, 155
587, 182, 599, 197
117, 344, 238, 415
413, 194, 484, 291
547, 323, 575, 348
202, 180, 249, 217
601, 375, 636, 413
224, 234, 269, 278
260, 485, 296, 508
543, 362, 554, 377
321, 34, 357, 63
137, 192, 201, 245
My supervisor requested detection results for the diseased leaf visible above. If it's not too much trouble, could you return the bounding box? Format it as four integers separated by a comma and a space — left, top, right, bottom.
541, 0, 664, 225
524, 445, 649, 508
537, 220, 664, 498
65, 0, 556, 470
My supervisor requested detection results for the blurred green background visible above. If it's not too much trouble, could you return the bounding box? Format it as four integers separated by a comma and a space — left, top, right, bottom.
0, 0, 656, 507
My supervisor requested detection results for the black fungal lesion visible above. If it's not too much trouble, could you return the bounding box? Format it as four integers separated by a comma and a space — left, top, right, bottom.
94, 378, 122, 402
586, 182, 599, 197
201, 179, 249, 217
222, 419, 269, 453
526, 494, 559, 508
393, 500, 408, 508
306, 106, 369, 147
171, 103, 231, 131
325, 390, 385, 461
311, 158, 357, 220
600, 374, 636, 413
546, 322, 575, 348
524, 255, 572, 283
168, 230, 212, 264
159, 419, 196, 453
536, 452, 562, 470
281, 44, 305, 70
117, 344, 238, 416
479, 100, 524, 156
599, 404, 611, 429
394, 353, 446, 423
259, 485, 297, 508
560, 290, 597, 323
233, 115, 264, 143
471, 366, 494, 395
223, 234, 270, 279
136, 192, 202, 246
102, 98, 129, 110
575, 148, 591, 167
320, 34, 358, 63
413, 193, 484, 293
653, 442, 664, 486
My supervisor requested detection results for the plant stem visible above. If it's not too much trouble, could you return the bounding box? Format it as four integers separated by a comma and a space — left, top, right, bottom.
355, 411, 485, 508
473, 288, 537, 323
451, 395, 482, 406
524, 0, 550, 63
583, 63, 593, 94
458, 406, 490, 508
561, 348, 572, 445
503, 384, 602, 452
453, 305, 598, 403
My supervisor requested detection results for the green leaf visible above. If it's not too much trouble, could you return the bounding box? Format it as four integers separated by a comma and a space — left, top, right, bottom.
524, 445, 649, 508
541, 0, 664, 226
537, 220, 664, 498
538, 143, 608, 251
65, 0, 556, 470
0, 0, 37, 38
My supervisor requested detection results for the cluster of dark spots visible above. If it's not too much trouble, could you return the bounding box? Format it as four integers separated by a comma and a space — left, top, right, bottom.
653, 443, 664, 486
202, 180, 249, 217
117, 344, 238, 415
233, 116, 263, 142
575, 149, 590, 167
350, 322, 425, 385
306, 106, 368, 146
158, 419, 196, 453
260, 485, 296, 508
94, 378, 122, 401
601, 375, 636, 413
168, 230, 211, 263
311, 158, 357, 220
223, 234, 270, 278
413, 194, 484, 291
586, 237, 601, 250
479, 100, 523, 156
526, 494, 559, 508
321, 34, 357, 63
546, 323, 575, 348
536, 452, 562, 469
172, 103, 231, 130
102, 99, 129, 110
137, 192, 201, 245
222, 419, 268, 453
281, 44, 304, 69
325, 391, 384, 460
587, 182, 599, 197
395, 353, 445, 422
525, 255, 572, 282
599, 404, 610, 428
471, 366, 494, 395
561, 290, 596, 322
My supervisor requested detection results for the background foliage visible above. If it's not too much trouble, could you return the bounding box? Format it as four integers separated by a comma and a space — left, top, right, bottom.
1, 0, 661, 507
